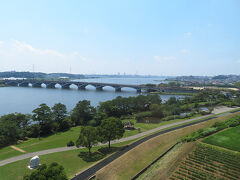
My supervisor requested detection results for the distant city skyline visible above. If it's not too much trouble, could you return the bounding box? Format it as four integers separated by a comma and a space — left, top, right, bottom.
0, 0, 240, 76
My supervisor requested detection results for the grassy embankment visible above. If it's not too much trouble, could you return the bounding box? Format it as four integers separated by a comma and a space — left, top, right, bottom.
202, 125, 240, 152
137, 142, 196, 180
95, 111, 240, 180
137, 116, 240, 180
0, 114, 202, 161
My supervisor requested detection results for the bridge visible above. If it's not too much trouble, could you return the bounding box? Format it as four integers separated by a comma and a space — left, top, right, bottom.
2, 79, 166, 93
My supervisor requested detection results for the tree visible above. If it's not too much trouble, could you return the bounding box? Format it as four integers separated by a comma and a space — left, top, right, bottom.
150, 104, 164, 118
23, 162, 68, 180
76, 126, 98, 155
235, 81, 240, 89
71, 100, 96, 126
0, 113, 31, 147
98, 117, 125, 149
32, 104, 53, 136
52, 103, 69, 131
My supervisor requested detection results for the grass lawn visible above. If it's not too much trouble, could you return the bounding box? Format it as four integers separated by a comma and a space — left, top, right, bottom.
0, 126, 81, 161
122, 114, 201, 137
202, 126, 240, 152
0, 139, 136, 180
0, 146, 23, 161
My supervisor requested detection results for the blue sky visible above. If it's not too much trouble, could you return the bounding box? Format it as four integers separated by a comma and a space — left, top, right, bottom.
0, 0, 239, 75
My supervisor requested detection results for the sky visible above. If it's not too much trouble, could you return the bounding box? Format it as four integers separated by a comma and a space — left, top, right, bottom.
0, 0, 239, 76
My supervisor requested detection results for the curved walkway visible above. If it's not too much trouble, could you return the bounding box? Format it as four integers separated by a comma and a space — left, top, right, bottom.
0, 107, 238, 167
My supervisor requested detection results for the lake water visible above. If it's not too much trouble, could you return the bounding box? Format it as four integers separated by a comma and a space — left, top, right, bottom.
0, 77, 184, 115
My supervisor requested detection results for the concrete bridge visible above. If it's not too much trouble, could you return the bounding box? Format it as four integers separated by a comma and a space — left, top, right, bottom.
2, 79, 165, 93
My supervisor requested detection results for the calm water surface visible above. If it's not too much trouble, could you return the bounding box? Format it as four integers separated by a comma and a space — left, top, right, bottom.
0, 77, 183, 115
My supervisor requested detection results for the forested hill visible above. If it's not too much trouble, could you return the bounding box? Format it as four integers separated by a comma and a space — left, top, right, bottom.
0, 71, 85, 79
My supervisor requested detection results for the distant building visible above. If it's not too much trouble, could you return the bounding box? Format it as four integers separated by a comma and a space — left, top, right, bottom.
2, 77, 26, 80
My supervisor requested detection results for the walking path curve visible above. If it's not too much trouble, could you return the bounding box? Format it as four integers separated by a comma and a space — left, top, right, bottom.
0, 106, 238, 167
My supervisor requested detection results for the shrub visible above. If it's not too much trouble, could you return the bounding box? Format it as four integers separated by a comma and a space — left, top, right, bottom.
199, 127, 217, 137
211, 121, 227, 131
181, 132, 200, 142
23, 162, 68, 180
67, 140, 75, 147
135, 111, 152, 122
225, 116, 240, 127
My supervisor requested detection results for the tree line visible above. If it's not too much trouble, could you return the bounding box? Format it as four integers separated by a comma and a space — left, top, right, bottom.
0, 94, 161, 148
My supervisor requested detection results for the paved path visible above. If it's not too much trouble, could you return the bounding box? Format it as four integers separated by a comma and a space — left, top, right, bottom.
0, 107, 238, 167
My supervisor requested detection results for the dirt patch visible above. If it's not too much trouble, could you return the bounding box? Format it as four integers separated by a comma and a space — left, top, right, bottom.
10, 146, 26, 153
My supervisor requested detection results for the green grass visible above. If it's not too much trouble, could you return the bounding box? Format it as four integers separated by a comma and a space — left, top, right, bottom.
0, 139, 136, 180
16, 126, 82, 153
0, 126, 81, 161
122, 115, 201, 137
0, 146, 23, 160
202, 126, 240, 152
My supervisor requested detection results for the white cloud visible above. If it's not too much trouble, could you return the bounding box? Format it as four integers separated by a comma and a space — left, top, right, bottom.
0, 40, 92, 73
154, 56, 176, 62
0, 40, 4, 45
184, 32, 192, 38
13, 40, 65, 57
180, 49, 190, 54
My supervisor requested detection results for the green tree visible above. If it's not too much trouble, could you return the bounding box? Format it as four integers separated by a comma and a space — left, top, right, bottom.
32, 103, 53, 136
235, 82, 240, 89
52, 103, 70, 131
98, 117, 125, 149
0, 113, 30, 147
23, 162, 68, 180
76, 126, 98, 155
71, 100, 96, 126
150, 104, 164, 118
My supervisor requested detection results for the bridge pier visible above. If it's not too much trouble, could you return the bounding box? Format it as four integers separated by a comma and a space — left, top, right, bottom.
77, 84, 87, 90
96, 86, 103, 91
136, 88, 141, 93
46, 83, 56, 88
114, 87, 121, 92
61, 84, 71, 89
32, 83, 42, 88
18, 82, 29, 87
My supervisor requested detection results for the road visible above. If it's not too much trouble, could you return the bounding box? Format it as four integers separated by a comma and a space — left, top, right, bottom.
0, 106, 238, 168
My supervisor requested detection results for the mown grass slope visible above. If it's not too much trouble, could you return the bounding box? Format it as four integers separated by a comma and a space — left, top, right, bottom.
202, 126, 240, 152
